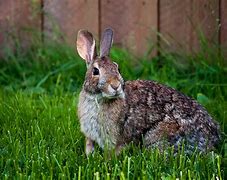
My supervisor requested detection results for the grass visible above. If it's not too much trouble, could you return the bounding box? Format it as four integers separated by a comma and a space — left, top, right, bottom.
0, 39, 226, 179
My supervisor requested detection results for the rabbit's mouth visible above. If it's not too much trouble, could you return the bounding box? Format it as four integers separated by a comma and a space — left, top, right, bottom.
102, 90, 125, 99
101, 84, 125, 99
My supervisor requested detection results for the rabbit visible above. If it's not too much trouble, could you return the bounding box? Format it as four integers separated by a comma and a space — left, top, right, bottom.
76, 28, 220, 156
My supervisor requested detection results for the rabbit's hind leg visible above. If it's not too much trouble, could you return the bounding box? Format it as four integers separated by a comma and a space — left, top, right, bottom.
143, 120, 181, 151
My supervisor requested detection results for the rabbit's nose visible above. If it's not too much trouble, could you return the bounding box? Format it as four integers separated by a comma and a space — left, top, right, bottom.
110, 82, 120, 90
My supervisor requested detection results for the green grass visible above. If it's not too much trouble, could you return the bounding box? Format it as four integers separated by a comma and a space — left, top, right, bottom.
0, 40, 226, 179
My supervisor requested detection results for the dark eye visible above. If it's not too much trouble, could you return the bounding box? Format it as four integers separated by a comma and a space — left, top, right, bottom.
93, 67, 99, 75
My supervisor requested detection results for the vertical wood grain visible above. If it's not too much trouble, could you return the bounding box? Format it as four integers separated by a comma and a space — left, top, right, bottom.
100, 0, 158, 56
44, 0, 99, 46
159, 0, 192, 53
159, 0, 219, 53
0, 0, 41, 53
220, 0, 227, 47
191, 0, 219, 51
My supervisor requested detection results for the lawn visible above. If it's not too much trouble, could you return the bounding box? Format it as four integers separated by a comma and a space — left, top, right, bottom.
0, 41, 226, 179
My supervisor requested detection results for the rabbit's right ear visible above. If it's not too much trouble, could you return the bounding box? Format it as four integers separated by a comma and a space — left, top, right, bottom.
77, 30, 97, 65
100, 28, 113, 58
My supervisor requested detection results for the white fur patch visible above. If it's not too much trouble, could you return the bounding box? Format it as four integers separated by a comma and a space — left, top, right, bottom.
78, 91, 117, 149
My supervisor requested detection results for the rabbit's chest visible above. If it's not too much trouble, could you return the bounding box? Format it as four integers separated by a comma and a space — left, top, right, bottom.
78, 93, 116, 148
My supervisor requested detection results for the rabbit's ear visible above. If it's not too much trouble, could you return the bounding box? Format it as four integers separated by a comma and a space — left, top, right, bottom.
77, 30, 97, 65
100, 28, 113, 58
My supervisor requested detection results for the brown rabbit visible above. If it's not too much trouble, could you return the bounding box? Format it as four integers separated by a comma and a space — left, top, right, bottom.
76, 28, 220, 155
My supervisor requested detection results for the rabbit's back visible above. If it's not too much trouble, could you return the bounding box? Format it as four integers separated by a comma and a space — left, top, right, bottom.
120, 80, 220, 151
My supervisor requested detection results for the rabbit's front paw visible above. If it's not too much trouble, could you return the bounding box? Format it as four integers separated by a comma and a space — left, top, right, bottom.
85, 137, 94, 156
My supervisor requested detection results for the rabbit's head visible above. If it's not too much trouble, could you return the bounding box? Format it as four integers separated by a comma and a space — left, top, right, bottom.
77, 28, 124, 99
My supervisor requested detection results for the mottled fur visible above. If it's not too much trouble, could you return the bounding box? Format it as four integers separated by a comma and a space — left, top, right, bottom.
121, 80, 220, 152
76, 29, 220, 155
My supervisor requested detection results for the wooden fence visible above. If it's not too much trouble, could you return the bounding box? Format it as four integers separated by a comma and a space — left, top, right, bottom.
0, 0, 226, 56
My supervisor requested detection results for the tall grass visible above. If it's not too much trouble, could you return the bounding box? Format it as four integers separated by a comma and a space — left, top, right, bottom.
0, 37, 226, 179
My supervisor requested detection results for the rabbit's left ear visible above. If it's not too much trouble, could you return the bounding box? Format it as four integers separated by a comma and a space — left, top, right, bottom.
100, 28, 113, 58
77, 30, 97, 65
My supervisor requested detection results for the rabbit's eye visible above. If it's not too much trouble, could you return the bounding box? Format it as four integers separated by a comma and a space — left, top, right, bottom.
93, 67, 99, 76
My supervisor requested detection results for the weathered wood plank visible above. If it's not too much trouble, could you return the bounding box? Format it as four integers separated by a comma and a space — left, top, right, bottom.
159, 0, 219, 53
44, 0, 99, 46
100, 0, 158, 56
220, 0, 227, 47
159, 0, 192, 53
0, 0, 41, 53
191, 0, 219, 51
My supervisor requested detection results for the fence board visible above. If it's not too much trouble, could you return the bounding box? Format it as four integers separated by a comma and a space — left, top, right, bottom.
44, 0, 99, 46
100, 0, 158, 56
159, 0, 219, 53
191, 0, 219, 50
221, 0, 227, 47
0, 0, 41, 53
159, 0, 192, 53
